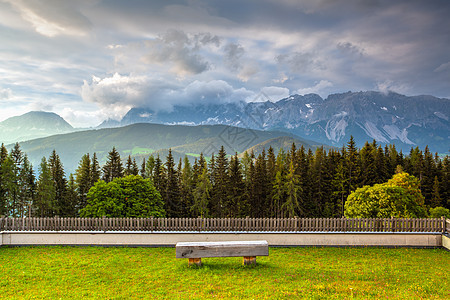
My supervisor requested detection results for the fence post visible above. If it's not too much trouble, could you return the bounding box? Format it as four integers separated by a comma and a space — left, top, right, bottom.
441, 216, 445, 234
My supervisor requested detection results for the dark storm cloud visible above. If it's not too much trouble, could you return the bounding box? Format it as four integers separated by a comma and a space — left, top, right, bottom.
1, 0, 449, 125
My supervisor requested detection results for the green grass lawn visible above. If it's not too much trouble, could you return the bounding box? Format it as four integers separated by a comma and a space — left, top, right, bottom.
0, 246, 448, 299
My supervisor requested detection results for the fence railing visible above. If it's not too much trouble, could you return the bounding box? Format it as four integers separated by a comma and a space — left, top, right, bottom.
0, 217, 447, 233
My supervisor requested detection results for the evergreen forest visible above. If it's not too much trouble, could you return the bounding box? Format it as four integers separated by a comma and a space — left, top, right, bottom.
0, 137, 449, 218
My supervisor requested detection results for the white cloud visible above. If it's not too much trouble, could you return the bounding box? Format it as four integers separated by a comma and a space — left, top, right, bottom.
4, 0, 93, 37
376, 80, 410, 95
260, 86, 290, 102
434, 62, 450, 72
141, 30, 220, 76
0, 88, 12, 100
81, 73, 254, 119
297, 80, 333, 96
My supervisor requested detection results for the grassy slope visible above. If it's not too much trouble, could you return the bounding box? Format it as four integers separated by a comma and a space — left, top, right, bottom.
0, 246, 448, 299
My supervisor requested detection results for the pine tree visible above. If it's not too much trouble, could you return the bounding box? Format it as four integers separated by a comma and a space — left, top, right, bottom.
332, 159, 348, 217
152, 155, 166, 195
359, 141, 376, 186
228, 153, 246, 217
346, 136, 360, 193
266, 146, 277, 216
253, 150, 269, 217
430, 176, 442, 208
140, 158, 147, 178
75, 154, 91, 210
0, 154, 15, 216
132, 159, 139, 175
272, 150, 287, 218
102, 147, 123, 182
165, 149, 181, 217
90, 153, 101, 186
441, 156, 450, 209
18, 155, 35, 217
61, 174, 78, 217
124, 155, 134, 176
8, 143, 23, 216
48, 150, 67, 215
421, 146, 436, 205
180, 156, 194, 217
211, 146, 229, 217
145, 155, 155, 179
283, 160, 301, 217
35, 157, 56, 217
192, 167, 211, 218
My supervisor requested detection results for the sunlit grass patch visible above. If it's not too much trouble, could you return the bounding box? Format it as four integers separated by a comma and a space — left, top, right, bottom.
0, 246, 448, 299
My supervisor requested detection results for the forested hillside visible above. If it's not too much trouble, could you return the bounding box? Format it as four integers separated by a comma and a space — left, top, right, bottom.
12, 123, 318, 173
0, 138, 448, 218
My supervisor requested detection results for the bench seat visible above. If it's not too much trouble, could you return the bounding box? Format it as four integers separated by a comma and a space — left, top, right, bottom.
176, 240, 269, 266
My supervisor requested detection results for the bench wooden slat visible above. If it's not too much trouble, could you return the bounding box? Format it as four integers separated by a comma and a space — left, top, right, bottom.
175, 240, 269, 259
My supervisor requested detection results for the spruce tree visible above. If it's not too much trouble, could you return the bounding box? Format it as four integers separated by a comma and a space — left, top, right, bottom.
140, 158, 147, 178
145, 155, 155, 179
18, 155, 35, 217
8, 143, 23, 216
430, 176, 442, 208
61, 174, 78, 217
36, 157, 56, 217
272, 150, 287, 218
48, 150, 67, 215
192, 167, 211, 218
165, 149, 181, 217
90, 153, 101, 186
75, 153, 91, 210
102, 147, 123, 182
0, 154, 15, 216
180, 156, 194, 217
211, 146, 229, 217
132, 159, 139, 175
359, 141, 376, 186
421, 146, 436, 205
152, 155, 166, 195
283, 160, 301, 217
253, 150, 269, 217
346, 136, 360, 193
228, 153, 246, 217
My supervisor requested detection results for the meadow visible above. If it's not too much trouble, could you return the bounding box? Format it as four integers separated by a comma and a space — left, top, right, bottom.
0, 246, 448, 299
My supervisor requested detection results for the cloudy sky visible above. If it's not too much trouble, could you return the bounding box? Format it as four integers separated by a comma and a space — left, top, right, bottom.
1, 0, 449, 127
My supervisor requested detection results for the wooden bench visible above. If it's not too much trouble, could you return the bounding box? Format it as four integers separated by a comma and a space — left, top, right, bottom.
176, 240, 269, 266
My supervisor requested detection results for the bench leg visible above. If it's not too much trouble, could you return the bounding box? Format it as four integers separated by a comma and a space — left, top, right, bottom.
188, 258, 202, 266
243, 256, 256, 266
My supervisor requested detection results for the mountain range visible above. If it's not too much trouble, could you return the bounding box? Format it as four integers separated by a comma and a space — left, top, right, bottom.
100, 91, 449, 153
0, 91, 448, 173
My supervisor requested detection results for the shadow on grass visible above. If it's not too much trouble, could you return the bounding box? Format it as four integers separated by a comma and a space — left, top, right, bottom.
177, 259, 277, 272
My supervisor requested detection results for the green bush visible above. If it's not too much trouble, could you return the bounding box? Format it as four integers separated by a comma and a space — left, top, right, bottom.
429, 206, 450, 218
80, 175, 165, 217
345, 172, 427, 218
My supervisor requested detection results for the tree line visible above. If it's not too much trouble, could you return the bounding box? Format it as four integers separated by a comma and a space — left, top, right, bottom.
0, 137, 449, 218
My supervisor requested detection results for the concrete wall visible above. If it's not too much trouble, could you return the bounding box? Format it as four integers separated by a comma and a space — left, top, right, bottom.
442, 234, 450, 250
1, 231, 443, 248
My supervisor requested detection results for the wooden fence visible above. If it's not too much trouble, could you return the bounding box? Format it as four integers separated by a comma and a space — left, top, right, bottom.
0, 217, 447, 233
